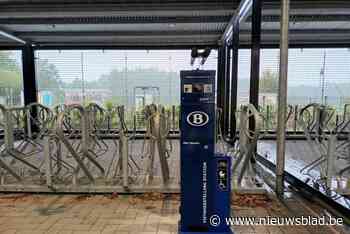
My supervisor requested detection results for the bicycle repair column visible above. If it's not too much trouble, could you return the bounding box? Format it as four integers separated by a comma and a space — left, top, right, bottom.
178, 70, 233, 234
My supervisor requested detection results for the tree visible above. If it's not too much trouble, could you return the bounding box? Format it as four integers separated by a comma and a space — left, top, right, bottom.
70, 77, 83, 89
0, 70, 22, 89
36, 59, 61, 90
0, 51, 20, 72
36, 59, 65, 105
0, 51, 22, 90
95, 68, 178, 106
260, 69, 279, 93
0, 51, 22, 106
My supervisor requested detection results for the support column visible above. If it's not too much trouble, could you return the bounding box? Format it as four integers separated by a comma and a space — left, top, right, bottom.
217, 46, 226, 133
276, 0, 290, 197
223, 45, 231, 138
230, 20, 239, 141
22, 45, 38, 134
249, 0, 262, 120
22, 45, 37, 105
248, 0, 262, 176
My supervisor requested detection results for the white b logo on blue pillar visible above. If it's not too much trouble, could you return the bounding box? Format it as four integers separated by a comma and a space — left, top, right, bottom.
186, 111, 209, 126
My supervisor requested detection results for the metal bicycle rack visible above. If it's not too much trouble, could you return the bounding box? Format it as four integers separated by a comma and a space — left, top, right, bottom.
0, 105, 5, 149
335, 104, 350, 179
0, 101, 348, 194
259, 104, 294, 132
231, 104, 263, 191
108, 105, 141, 188
330, 104, 350, 194
141, 104, 172, 186
298, 103, 350, 194
0, 104, 44, 185
0, 102, 178, 193
299, 103, 335, 179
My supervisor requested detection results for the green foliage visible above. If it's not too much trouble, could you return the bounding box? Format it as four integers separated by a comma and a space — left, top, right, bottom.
107, 96, 123, 105
260, 69, 279, 93
0, 70, 22, 89
71, 77, 84, 89
0, 51, 22, 90
36, 59, 61, 90
95, 68, 177, 96
36, 59, 64, 106
0, 51, 20, 72
104, 100, 114, 112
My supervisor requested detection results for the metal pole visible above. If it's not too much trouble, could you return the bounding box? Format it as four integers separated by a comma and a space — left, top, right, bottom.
22, 45, 38, 106
81, 52, 86, 104
44, 137, 52, 187
22, 45, 38, 133
124, 53, 128, 106
276, 0, 290, 197
326, 135, 336, 189
249, 0, 262, 131
247, 0, 262, 175
122, 133, 129, 188
223, 45, 231, 137
217, 46, 226, 135
294, 105, 298, 134
230, 20, 239, 141
320, 51, 326, 105
221, 0, 252, 43
0, 28, 27, 44
169, 56, 172, 105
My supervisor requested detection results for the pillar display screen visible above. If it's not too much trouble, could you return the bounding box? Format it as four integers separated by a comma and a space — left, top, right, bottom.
183, 83, 213, 94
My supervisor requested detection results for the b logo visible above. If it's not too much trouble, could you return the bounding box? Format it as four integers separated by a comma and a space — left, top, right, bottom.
186, 111, 209, 127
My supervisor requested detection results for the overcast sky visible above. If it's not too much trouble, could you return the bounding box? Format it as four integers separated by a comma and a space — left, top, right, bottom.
10, 48, 350, 88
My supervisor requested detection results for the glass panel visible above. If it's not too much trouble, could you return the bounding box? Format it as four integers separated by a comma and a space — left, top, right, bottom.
0, 50, 23, 107
35, 49, 218, 130
235, 48, 350, 132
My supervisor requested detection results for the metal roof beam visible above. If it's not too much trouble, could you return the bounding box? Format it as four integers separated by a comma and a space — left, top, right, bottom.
247, 14, 350, 22
221, 0, 252, 44
0, 1, 348, 11
0, 27, 27, 44
31, 41, 218, 48
0, 15, 231, 25
0, 1, 238, 12
15, 30, 220, 37
262, 0, 350, 9
240, 28, 350, 34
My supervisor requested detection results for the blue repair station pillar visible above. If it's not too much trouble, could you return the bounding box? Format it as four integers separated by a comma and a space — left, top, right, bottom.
179, 70, 233, 234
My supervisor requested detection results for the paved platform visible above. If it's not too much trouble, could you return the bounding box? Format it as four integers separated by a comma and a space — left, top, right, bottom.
0, 192, 348, 234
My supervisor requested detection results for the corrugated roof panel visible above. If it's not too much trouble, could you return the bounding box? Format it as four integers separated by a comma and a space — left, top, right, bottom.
5, 23, 225, 32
